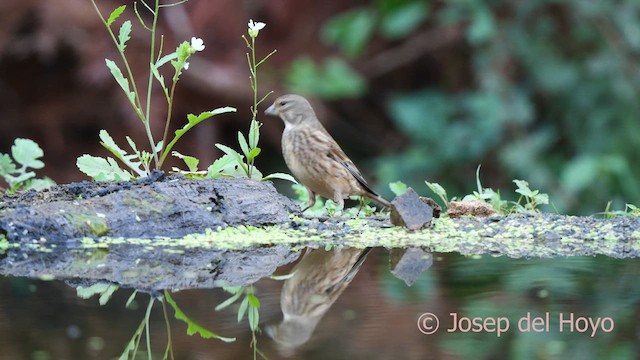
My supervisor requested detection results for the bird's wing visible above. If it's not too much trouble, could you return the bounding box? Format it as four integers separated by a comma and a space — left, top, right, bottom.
312, 129, 382, 197
323, 248, 372, 295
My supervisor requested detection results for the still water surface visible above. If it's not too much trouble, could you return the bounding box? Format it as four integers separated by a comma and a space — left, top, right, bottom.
0, 250, 637, 360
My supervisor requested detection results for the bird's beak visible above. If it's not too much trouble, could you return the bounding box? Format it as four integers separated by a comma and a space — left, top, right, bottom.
264, 103, 278, 116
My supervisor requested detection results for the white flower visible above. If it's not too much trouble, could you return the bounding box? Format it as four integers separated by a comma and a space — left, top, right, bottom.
248, 19, 266, 38
183, 62, 190, 70
190, 37, 205, 52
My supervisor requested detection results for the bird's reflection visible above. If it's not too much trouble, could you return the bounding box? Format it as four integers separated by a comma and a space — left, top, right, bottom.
267, 247, 371, 356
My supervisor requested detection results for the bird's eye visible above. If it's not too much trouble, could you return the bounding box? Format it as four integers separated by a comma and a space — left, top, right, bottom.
278, 101, 287, 107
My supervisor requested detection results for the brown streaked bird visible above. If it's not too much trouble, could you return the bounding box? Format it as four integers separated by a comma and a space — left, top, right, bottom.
265, 94, 391, 212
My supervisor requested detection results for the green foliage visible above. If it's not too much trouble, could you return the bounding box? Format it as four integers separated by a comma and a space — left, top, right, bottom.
321, 8, 376, 58
461, 165, 507, 212
0, 234, 8, 256
295, 0, 640, 214
165, 291, 235, 342
603, 203, 640, 218
425, 166, 549, 214
512, 179, 550, 213
216, 286, 265, 359
0, 138, 54, 194
173, 23, 296, 186
80, 1, 236, 181
290, 183, 377, 217
425, 180, 449, 208
76, 283, 119, 305
286, 0, 429, 99
286, 57, 366, 99
377, 0, 429, 39
388, 181, 408, 196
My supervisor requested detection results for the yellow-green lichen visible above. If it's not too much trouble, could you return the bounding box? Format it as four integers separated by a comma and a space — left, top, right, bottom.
64, 211, 109, 236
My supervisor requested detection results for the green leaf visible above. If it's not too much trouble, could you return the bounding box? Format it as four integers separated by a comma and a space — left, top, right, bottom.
155, 52, 178, 68
513, 179, 534, 197
76, 283, 119, 305
467, 6, 495, 45
107, 5, 127, 27
125, 290, 138, 308
248, 304, 259, 331
76, 155, 133, 181
237, 296, 249, 323
248, 120, 261, 148
27, 178, 55, 191
379, 1, 429, 39
247, 293, 260, 308
105, 59, 136, 105
4, 172, 35, 187
100, 130, 128, 157
98, 130, 146, 177
214, 144, 247, 174
247, 147, 261, 162
172, 151, 200, 172
237, 132, 250, 158
164, 291, 235, 342
389, 181, 408, 196
151, 62, 169, 99
286, 57, 366, 99
171, 41, 192, 81
206, 154, 239, 178
262, 172, 298, 183
0, 153, 16, 176
117, 20, 132, 52
425, 181, 448, 204
12, 138, 44, 169
321, 8, 376, 58
118, 314, 145, 360
175, 41, 191, 63
214, 290, 244, 311
161, 108, 237, 164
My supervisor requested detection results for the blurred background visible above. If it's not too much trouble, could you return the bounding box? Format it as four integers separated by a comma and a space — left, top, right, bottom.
2, 2, 640, 358
1, 0, 640, 214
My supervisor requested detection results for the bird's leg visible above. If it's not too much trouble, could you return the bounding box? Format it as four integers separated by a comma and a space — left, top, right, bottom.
356, 197, 365, 217
300, 186, 317, 213
333, 193, 345, 217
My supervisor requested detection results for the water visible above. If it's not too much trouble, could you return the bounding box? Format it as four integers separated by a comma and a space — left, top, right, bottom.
1, 250, 638, 360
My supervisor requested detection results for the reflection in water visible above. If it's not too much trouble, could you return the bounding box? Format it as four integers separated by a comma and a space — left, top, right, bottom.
3, 254, 640, 359
267, 247, 371, 356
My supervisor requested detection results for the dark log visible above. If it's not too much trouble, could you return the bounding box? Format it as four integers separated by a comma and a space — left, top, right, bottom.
1, 175, 639, 291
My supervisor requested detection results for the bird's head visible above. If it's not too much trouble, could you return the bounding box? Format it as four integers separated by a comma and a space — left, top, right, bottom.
264, 94, 317, 127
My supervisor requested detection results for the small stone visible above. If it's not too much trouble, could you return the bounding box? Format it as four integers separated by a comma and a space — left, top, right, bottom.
447, 200, 498, 218
390, 188, 434, 230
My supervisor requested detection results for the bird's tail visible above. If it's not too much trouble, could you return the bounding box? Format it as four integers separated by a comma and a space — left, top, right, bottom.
368, 192, 392, 209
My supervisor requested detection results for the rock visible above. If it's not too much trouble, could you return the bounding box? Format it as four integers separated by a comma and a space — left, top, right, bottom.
389, 247, 433, 286
390, 188, 435, 230
447, 200, 498, 218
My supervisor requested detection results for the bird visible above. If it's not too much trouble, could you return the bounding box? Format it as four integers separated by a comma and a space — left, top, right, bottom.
264, 94, 391, 212
266, 247, 372, 356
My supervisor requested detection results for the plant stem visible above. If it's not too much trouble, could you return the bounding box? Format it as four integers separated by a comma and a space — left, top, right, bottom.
247, 37, 259, 178
161, 300, 175, 360
90, 0, 145, 122
251, 37, 258, 122
145, 297, 155, 360
159, 76, 178, 168
144, 0, 161, 168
